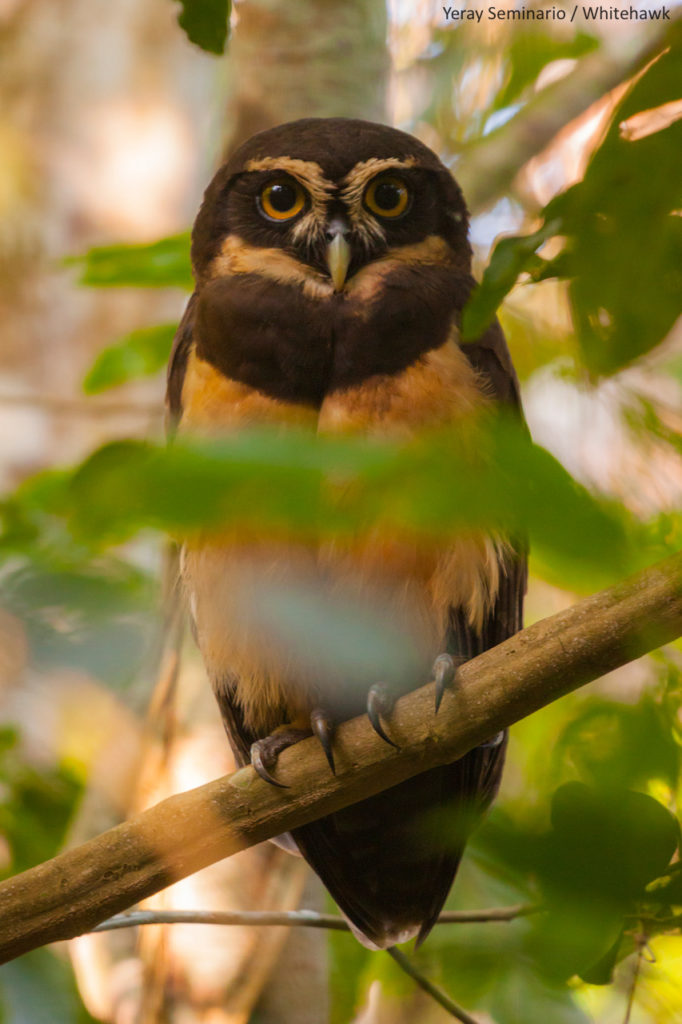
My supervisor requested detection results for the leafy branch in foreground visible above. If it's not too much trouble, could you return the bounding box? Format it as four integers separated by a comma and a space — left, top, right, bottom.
3, 415, 676, 595
462, 29, 682, 376
0, 550, 680, 968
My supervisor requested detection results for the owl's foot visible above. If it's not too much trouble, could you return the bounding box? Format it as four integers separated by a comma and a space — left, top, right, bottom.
250, 709, 338, 787
250, 726, 310, 788
433, 653, 466, 713
366, 682, 400, 749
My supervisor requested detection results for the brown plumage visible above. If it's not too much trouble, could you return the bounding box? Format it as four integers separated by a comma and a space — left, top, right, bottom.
167, 118, 526, 950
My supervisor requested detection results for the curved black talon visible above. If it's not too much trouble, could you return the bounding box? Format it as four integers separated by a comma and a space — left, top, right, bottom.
367, 683, 400, 749
311, 708, 336, 774
433, 653, 455, 713
480, 731, 505, 749
433, 653, 457, 713
251, 741, 290, 789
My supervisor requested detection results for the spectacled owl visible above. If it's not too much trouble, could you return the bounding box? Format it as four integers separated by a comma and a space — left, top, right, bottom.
167, 118, 526, 950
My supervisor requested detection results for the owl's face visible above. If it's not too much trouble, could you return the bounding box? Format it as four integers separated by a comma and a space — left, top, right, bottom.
188, 119, 476, 405
220, 156, 448, 288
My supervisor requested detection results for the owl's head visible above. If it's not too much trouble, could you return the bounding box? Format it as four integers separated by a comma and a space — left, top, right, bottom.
191, 118, 472, 292
181, 119, 480, 406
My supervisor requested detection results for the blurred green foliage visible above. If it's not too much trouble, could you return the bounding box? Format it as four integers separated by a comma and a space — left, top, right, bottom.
1, 416, 669, 594
174, 0, 231, 55
0, 560, 156, 687
1, 950, 96, 1024
0, 731, 90, 1022
493, 31, 599, 113
464, 28, 682, 375
66, 233, 192, 290
83, 323, 177, 394
328, 670, 682, 1023
0, 727, 81, 879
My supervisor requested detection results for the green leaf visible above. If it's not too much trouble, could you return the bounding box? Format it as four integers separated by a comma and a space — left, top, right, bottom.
175, 0, 230, 54
0, 728, 82, 879
83, 323, 177, 394
552, 697, 680, 792
66, 233, 192, 290
529, 784, 679, 979
461, 221, 558, 341
579, 931, 625, 986
546, 784, 679, 903
463, 27, 682, 373
494, 29, 599, 112
555, 33, 682, 375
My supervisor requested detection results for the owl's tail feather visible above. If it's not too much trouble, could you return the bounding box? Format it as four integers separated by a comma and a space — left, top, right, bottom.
291, 739, 506, 949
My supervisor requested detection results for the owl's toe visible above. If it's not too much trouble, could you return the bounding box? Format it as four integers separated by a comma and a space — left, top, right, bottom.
432, 653, 465, 713
311, 707, 336, 774
250, 726, 311, 788
366, 682, 400, 749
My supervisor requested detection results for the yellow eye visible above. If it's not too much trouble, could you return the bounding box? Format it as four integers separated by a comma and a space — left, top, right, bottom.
364, 175, 410, 219
259, 178, 306, 221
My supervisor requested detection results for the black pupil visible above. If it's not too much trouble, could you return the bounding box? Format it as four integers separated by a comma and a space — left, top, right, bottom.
269, 183, 297, 212
375, 182, 402, 211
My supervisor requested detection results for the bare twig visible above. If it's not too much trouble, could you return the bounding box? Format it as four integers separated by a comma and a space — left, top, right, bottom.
623, 932, 646, 1024
387, 947, 482, 1024
93, 909, 349, 932
439, 903, 539, 924
0, 551, 680, 965
91, 903, 539, 934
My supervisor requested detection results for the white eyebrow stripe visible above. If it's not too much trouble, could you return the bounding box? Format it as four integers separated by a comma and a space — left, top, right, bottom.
244, 157, 336, 204
340, 156, 418, 207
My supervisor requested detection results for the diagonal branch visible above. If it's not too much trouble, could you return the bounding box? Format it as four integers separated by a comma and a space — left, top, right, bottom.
387, 947, 480, 1024
458, 24, 671, 212
0, 552, 681, 965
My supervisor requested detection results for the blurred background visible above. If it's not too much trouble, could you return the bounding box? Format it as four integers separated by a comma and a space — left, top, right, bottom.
0, 0, 681, 1021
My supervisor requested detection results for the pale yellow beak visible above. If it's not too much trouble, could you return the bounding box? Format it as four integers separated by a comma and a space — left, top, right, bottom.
326, 231, 351, 292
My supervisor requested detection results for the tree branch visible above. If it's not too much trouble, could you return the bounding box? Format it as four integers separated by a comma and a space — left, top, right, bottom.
459, 25, 669, 212
387, 947, 481, 1024
0, 552, 680, 965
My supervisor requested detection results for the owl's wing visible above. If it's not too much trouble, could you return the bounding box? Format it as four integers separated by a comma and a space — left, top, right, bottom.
454, 314, 528, 648
411, 318, 527, 942
413, 550, 525, 944
463, 316, 524, 410
166, 292, 197, 425
165, 294, 262, 767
